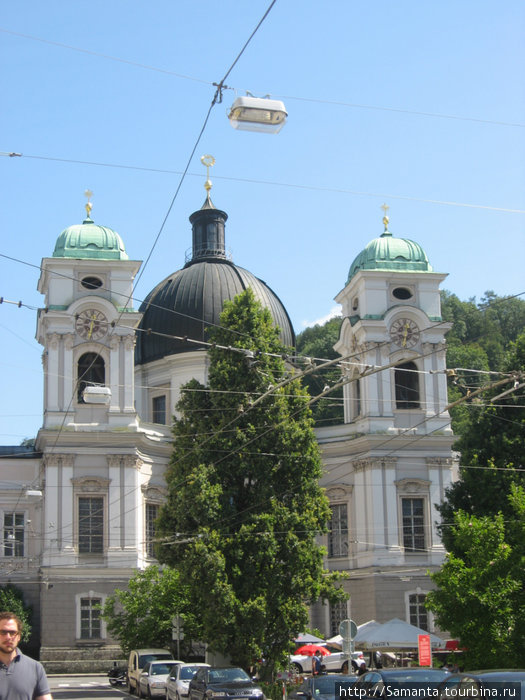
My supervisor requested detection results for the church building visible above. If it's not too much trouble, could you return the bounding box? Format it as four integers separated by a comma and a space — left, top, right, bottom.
0, 181, 455, 669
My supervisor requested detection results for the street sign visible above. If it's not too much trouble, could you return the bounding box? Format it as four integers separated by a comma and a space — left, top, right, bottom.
418, 634, 432, 666
172, 615, 185, 641
339, 619, 358, 640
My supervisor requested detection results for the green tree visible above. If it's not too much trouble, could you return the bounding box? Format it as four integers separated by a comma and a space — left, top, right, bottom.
427, 483, 525, 669
437, 334, 525, 550
0, 584, 32, 643
296, 316, 344, 426
156, 289, 346, 677
101, 565, 192, 656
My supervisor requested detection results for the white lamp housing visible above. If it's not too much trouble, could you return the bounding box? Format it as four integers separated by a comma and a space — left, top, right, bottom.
83, 386, 112, 405
25, 489, 43, 497
228, 96, 287, 133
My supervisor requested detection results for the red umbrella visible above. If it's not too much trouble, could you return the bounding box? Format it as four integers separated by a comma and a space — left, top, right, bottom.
295, 644, 331, 656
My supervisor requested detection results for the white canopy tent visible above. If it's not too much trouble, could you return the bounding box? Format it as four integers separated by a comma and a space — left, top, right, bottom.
353, 620, 382, 645
294, 632, 325, 644
357, 618, 446, 650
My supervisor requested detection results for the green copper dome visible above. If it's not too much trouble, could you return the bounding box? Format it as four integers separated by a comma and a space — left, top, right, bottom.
52, 218, 129, 260
347, 229, 432, 283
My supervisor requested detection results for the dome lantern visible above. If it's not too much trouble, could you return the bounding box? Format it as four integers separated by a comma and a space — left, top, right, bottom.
135, 157, 295, 364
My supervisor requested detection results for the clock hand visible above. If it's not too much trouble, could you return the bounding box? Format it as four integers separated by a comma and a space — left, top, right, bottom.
402, 321, 410, 347
87, 314, 96, 339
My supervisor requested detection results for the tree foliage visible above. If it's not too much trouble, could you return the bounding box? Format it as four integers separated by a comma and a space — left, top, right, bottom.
427, 483, 525, 669
295, 316, 344, 426
156, 289, 345, 676
437, 333, 525, 550
101, 565, 191, 656
0, 584, 32, 642
441, 290, 525, 434
430, 292, 525, 666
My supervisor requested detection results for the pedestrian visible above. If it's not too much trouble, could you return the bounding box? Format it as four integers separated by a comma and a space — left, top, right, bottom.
0, 611, 53, 700
312, 650, 322, 675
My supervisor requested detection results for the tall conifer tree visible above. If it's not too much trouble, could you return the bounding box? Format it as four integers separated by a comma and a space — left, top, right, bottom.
156, 289, 345, 675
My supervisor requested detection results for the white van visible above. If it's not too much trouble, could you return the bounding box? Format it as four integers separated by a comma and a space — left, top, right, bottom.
127, 648, 176, 695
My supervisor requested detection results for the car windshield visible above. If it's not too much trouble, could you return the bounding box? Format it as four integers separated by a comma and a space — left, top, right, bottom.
150, 664, 172, 675
314, 677, 357, 694
477, 676, 525, 699
382, 670, 450, 690
140, 654, 173, 667
209, 669, 250, 683
181, 667, 201, 680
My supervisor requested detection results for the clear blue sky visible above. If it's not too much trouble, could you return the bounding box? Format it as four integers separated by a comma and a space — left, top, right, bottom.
1, 0, 524, 444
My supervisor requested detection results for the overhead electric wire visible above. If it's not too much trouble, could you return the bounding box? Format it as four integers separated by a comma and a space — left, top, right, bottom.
1, 24, 522, 129
3, 152, 524, 214
21, 0, 279, 463
3, 253, 522, 375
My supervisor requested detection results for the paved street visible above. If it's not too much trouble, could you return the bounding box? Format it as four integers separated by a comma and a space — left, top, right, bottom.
48, 674, 129, 699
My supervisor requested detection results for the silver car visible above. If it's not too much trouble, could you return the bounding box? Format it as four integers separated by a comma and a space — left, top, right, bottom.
138, 660, 174, 698
166, 663, 210, 700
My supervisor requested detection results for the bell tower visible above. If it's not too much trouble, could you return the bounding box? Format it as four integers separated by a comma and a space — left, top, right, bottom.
36, 192, 142, 430
313, 206, 456, 633
334, 205, 452, 436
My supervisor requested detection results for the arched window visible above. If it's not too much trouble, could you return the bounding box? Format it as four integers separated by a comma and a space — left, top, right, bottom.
77, 352, 105, 403
395, 361, 420, 409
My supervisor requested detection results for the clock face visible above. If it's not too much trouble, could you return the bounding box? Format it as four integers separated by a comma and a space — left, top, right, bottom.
75, 309, 108, 340
390, 318, 420, 348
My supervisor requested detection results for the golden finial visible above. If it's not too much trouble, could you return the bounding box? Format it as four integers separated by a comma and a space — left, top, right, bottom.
84, 189, 93, 219
380, 202, 390, 232
200, 155, 215, 193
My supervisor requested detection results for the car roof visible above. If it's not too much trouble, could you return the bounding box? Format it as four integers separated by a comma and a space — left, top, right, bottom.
378, 669, 449, 674
472, 671, 525, 675
179, 663, 210, 667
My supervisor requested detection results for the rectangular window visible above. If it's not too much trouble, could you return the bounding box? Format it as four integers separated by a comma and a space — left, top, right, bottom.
409, 593, 428, 631
330, 598, 348, 637
145, 503, 159, 558
3, 512, 24, 557
152, 395, 167, 424
402, 498, 425, 552
80, 597, 102, 639
328, 504, 348, 558
78, 497, 104, 553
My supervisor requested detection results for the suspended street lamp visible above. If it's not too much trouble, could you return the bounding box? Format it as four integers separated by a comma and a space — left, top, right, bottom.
228, 95, 287, 133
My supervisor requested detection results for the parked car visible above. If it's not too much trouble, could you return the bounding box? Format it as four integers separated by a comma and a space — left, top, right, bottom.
128, 648, 176, 695
189, 666, 265, 700
138, 660, 176, 698
352, 668, 450, 698
166, 663, 210, 700
436, 670, 525, 699
289, 673, 358, 700
289, 649, 366, 674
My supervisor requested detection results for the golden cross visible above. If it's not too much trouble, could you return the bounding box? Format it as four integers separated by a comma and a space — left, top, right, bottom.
200, 155, 215, 192
381, 202, 390, 231
84, 189, 93, 219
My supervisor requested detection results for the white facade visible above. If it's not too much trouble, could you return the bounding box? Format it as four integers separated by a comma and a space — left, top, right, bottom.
0, 210, 456, 667
310, 257, 455, 636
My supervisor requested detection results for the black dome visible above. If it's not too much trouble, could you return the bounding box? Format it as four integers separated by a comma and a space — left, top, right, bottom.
135, 196, 295, 365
